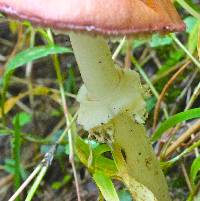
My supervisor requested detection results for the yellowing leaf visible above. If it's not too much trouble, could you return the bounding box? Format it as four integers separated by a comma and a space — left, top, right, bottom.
9, 20, 18, 34
32, 86, 50, 96
0, 86, 58, 118
0, 92, 27, 117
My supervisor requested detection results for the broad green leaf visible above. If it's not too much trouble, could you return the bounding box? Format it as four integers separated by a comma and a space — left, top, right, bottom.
93, 171, 120, 201
94, 156, 118, 176
12, 112, 32, 127
4, 45, 71, 76
93, 144, 111, 156
152, 108, 200, 141
190, 157, 200, 184
150, 34, 172, 47
187, 20, 200, 54
75, 136, 117, 176
184, 16, 198, 33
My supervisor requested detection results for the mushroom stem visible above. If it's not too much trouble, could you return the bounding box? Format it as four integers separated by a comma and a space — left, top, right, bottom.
69, 33, 119, 98
112, 113, 171, 201
69, 33, 171, 201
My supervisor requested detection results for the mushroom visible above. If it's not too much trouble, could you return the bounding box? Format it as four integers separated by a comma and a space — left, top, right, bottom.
0, 1, 185, 201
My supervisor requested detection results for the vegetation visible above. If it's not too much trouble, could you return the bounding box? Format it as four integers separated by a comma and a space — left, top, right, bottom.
0, 1, 200, 201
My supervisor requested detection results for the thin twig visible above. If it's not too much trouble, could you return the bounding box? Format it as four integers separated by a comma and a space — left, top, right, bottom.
8, 165, 42, 201
171, 34, 200, 70
161, 140, 200, 168
112, 37, 126, 60
151, 59, 187, 84
181, 162, 193, 193
170, 71, 197, 115
8, 144, 57, 201
185, 81, 200, 110
175, 0, 200, 20
24, 166, 48, 201
165, 119, 200, 157
0, 175, 13, 189
26, 28, 35, 110
153, 61, 190, 129
124, 40, 132, 69
47, 29, 81, 201
131, 56, 169, 120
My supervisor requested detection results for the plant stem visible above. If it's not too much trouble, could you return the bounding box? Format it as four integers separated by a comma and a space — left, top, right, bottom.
175, 0, 200, 20
8, 164, 42, 201
25, 166, 48, 201
170, 34, 200, 70
47, 30, 81, 201
131, 56, 169, 120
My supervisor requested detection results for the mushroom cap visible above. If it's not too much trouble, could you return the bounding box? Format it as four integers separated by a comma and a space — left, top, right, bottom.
0, 0, 185, 36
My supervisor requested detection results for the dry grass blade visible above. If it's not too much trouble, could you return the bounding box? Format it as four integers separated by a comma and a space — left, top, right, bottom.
165, 119, 200, 158
153, 60, 191, 130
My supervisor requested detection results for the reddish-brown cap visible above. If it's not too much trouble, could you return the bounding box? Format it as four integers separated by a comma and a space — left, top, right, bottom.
0, 0, 185, 36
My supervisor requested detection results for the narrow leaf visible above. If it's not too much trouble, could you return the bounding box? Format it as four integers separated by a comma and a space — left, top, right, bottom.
190, 157, 200, 185
12, 115, 22, 201
0, 93, 27, 117
187, 20, 200, 54
152, 108, 200, 141
5, 45, 71, 76
150, 34, 172, 47
93, 171, 119, 201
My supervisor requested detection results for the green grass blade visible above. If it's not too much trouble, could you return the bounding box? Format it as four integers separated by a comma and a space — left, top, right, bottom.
4, 45, 71, 76
190, 156, 200, 185
12, 115, 22, 201
151, 108, 200, 142
93, 171, 120, 201
25, 166, 48, 201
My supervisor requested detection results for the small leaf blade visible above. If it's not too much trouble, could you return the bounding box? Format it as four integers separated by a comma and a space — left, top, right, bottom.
93, 171, 119, 201
190, 156, 200, 185
152, 108, 200, 141
4, 45, 71, 76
